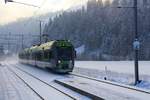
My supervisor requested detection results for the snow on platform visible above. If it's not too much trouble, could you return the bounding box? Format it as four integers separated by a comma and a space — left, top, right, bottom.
0, 64, 41, 100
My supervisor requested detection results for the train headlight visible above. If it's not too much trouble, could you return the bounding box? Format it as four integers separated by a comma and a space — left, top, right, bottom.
58, 60, 61, 64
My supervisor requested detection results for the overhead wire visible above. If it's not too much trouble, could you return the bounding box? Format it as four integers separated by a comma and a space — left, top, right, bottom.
23, 0, 48, 27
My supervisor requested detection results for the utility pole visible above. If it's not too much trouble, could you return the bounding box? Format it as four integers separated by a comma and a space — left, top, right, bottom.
39, 20, 42, 44
134, 0, 140, 85
8, 32, 11, 54
42, 34, 49, 43
21, 34, 24, 50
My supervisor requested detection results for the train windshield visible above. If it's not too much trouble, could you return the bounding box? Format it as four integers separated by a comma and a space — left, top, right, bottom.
56, 47, 73, 60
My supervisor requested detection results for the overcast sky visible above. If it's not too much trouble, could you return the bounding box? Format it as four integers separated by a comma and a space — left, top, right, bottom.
0, 0, 88, 25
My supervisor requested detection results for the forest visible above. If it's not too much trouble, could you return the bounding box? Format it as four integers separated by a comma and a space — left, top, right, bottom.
43, 0, 150, 60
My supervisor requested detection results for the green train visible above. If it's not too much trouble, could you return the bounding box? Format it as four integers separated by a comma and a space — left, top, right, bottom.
18, 40, 76, 73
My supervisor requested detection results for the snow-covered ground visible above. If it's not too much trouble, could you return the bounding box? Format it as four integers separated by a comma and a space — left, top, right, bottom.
75, 61, 150, 75
56, 76, 150, 100
0, 65, 41, 100
74, 61, 150, 90
3, 58, 150, 93
1, 59, 150, 100
4, 61, 90, 100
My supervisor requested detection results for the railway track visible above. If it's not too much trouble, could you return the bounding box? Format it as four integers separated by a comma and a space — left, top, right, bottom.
55, 73, 150, 100
7, 67, 45, 100
8, 63, 104, 100
6, 63, 150, 100
70, 73, 150, 94
7, 65, 77, 100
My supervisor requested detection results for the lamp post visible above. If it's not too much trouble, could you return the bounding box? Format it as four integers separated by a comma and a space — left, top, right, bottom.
133, 0, 140, 85
99, 0, 140, 85
5, 0, 40, 8
5, 0, 13, 3
107, 0, 140, 85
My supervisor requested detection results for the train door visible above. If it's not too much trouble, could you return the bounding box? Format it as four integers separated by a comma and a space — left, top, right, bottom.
50, 48, 58, 69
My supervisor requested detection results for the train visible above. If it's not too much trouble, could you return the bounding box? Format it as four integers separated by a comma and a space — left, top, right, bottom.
18, 40, 76, 73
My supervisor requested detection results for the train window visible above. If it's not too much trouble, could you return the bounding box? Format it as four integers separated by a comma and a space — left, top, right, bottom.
30, 53, 32, 60
43, 50, 52, 61
31, 52, 35, 60
44, 51, 49, 59
36, 52, 42, 60
49, 51, 52, 58
27, 53, 29, 59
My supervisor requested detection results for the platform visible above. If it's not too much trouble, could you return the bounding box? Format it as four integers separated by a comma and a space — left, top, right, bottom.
55, 76, 149, 100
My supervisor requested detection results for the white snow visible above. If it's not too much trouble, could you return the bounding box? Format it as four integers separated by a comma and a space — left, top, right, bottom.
57, 76, 150, 100
9, 66, 73, 100
2, 59, 150, 99
74, 61, 150, 90
0, 65, 41, 100
75, 61, 150, 75
5, 62, 90, 100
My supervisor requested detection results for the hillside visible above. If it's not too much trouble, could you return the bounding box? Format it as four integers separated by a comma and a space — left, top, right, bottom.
43, 0, 150, 60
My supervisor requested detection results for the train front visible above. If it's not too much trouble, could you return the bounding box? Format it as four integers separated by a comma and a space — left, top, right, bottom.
54, 41, 76, 73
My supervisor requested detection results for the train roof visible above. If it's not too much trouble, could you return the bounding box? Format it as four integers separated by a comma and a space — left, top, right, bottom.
39, 41, 55, 50
20, 40, 72, 54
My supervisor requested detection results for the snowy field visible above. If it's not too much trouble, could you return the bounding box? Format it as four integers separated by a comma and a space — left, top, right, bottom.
74, 61, 150, 90
75, 61, 150, 75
